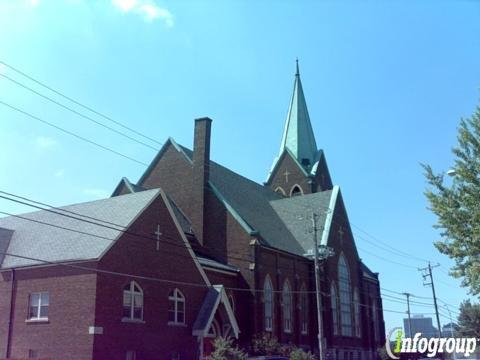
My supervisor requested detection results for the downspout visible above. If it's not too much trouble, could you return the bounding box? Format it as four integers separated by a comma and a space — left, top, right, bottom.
6, 268, 15, 358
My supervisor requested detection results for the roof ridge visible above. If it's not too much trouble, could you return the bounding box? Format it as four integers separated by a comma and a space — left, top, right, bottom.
178, 143, 283, 198
0, 188, 160, 220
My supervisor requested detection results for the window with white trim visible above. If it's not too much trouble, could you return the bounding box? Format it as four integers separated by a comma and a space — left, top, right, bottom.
123, 281, 143, 321
338, 254, 353, 336
264, 275, 273, 331
168, 288, 185, 324
282, 280, 292, 333
28, 292, 49, 320
330, 282, 339, 335
299, 284, 308, 334
354, 288, 361, 337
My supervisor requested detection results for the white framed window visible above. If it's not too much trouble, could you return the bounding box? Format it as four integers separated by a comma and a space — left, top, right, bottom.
338, 254, 353, 336
28, 292, 49, 320
299, 284, 308, 335
282, 279, 292, 333
330, 282, 339, 335
274, 186, 286, 196
264, 275, 273, 331
354, 288, 361, 337
123, 281, 143, 321
168, 288, 185, 324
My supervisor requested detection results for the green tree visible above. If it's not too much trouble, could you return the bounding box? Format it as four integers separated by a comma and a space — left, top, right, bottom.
208, 337, 247, 360
422, 104, 480, 295
457, 300, 480, 337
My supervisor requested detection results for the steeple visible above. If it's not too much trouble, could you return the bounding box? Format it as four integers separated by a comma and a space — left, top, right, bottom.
279, 60, 318, 169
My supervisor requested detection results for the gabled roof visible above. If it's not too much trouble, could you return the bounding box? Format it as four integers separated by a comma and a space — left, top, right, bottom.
279, 61, 318, 168
192, 285, 239, 338
111, 177, 146, 197
0, 189, 160, 269
179, 145, 307, 255
269, 187, 337, 254
134, 138, 339, 257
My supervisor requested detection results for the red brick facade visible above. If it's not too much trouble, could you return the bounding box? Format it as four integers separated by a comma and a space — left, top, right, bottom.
0, 117, 385, 359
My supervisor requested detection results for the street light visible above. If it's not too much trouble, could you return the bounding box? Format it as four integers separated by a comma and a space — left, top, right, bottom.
447, 169, 457, 177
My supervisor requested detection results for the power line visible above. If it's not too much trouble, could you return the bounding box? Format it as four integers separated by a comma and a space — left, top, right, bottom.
0, 250, 417, 315
0, 60, 163, 146
356, 246, 419, 270
0, 95, 440, 272
0, 101, 149, 167
0, 73, 159, 151
0, 191, 429, 307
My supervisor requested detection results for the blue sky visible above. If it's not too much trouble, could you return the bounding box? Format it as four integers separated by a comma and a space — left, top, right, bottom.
1, 0, 479, 333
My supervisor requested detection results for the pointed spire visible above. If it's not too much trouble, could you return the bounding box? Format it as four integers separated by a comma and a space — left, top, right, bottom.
279, 60, 318, 169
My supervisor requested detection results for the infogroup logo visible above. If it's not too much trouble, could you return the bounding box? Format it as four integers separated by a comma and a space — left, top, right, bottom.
386, 327, 478, 359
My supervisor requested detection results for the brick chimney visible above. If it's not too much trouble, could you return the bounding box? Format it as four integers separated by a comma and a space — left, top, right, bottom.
191, 117, 212, 246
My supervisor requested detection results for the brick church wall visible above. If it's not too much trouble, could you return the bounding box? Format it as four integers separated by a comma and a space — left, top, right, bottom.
92, 191, 209, 359
0, 265, 97, 360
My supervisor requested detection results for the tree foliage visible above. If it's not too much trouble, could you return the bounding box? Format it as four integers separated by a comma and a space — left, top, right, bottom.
457, 299, 480, 338
208, 337, 247, 360
422, 104, 480, 295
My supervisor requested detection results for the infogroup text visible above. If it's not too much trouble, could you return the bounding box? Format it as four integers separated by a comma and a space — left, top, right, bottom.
386, 327, 478, 359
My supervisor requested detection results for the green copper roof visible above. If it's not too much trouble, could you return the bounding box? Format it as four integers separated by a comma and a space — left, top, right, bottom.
279, 61, 318, 168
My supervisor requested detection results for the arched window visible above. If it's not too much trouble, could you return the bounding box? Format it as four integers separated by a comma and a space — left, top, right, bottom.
264, 275, 273, 331
168, 288, 185, 324
290, 185, 303, 197
282, 280, 292, 333
275, 187, 286, 196
123, 281, 143, 321
299, 284, 308, 335
330, 282, 339, 335
338, 254, 352, 336
354, 288, 361, 337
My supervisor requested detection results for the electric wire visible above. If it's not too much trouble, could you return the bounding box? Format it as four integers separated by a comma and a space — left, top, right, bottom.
0, 60, 163, 146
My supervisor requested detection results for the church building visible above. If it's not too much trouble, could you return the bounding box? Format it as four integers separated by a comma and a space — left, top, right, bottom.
0, 64, 385, 359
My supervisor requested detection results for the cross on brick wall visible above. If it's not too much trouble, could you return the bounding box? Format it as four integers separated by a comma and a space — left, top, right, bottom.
283, 169, 290, 183
154, 224, 162, 252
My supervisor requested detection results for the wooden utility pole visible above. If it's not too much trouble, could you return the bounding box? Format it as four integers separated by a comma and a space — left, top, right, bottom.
402, 292, 413, 337
419, 262, 442, 338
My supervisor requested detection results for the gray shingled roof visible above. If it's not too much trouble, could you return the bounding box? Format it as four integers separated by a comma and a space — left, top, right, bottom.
269, 190, 333, 254
0, 227, 14, 267
0, 189, 160, 269
180, 145, 333, 256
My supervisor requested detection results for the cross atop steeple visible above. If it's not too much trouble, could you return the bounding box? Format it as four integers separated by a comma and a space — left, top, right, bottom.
279, 60, 318, 170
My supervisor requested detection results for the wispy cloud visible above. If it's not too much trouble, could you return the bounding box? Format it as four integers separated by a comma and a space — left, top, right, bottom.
111, 0, 174, 26
83, 188, 109, 199
35, 136, 57, 149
